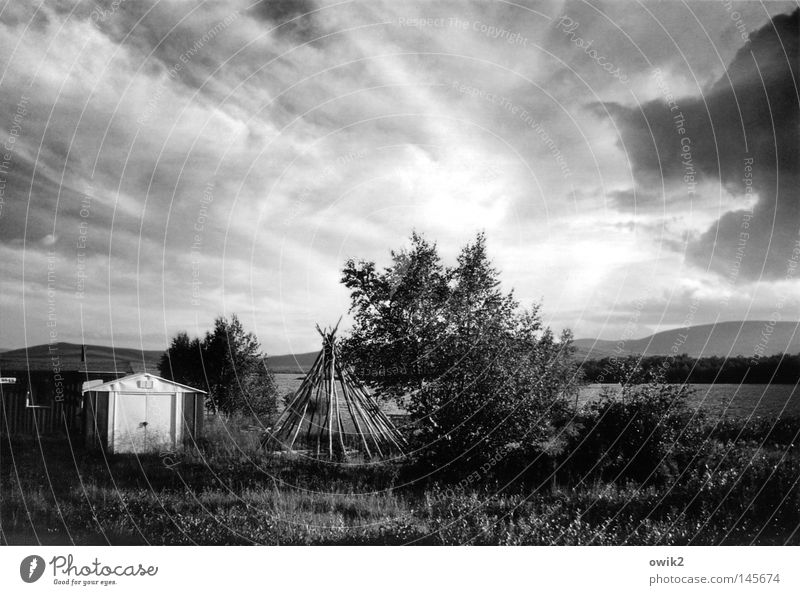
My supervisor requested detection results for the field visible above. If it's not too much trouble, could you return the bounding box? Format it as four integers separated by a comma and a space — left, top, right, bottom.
2, 376, 798, 546
2, 400, 799, 545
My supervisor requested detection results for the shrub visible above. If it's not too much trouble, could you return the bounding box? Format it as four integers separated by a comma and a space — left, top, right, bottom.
564, 368, 697, 485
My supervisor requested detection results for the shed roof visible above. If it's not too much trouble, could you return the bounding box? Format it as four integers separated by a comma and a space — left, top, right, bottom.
82, 372, 207, 394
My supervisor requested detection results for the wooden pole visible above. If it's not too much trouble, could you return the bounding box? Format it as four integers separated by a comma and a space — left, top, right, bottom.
264, 349, 324, 449
343, 378, 386, 457
333, 380, 347, 457
287, 399, 310, 451
317, 356, 330, 457
269, 350, 323, 428
302, 353, 328, 450
266, 321, 406, 458
336, 361, 372, 458
342, 366, 406, 450
327, 334, 336, 457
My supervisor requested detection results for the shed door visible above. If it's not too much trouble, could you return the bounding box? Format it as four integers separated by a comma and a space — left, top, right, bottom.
115, 393, 147, 452
144, 394, 174, 449
114, 393, 174, 453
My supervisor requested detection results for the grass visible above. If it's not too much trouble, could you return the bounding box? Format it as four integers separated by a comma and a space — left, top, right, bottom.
2, 413, 799, 545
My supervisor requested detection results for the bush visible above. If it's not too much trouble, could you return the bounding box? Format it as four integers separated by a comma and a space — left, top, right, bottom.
563, 372, 697, 485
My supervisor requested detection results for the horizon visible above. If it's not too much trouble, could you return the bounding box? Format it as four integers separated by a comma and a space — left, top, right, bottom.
2, 318, 799, 357
0, 2, 797, 355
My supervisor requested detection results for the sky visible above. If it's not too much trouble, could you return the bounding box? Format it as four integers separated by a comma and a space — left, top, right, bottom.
0, 0, 797, 355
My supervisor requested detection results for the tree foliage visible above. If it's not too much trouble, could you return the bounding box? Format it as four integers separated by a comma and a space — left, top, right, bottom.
159, 331, 205, 390
159, 314, 277, 418
341, 232, 580, 473
341, 231, 450, 396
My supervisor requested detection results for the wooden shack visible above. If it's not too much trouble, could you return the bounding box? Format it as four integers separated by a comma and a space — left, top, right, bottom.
0, 343, 161, 438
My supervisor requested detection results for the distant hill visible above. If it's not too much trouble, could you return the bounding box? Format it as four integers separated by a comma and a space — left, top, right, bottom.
0, 342, 320, 375
267, 321, 800, 372
0, 342, 163, 373
575, 321, 800, 360
9, 321, 796, 375
267, 351, 318, 373
0, 342, 324, 375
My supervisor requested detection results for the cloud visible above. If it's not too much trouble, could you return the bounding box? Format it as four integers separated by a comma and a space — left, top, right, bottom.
248, 0, 321, 42
0, 0, 796, 353
596, 9, 799, 281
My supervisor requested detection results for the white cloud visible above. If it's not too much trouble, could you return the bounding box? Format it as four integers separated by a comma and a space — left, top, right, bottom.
0, 0, 795, 354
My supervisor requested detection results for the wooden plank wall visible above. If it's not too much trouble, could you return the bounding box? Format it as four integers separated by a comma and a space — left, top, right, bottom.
0, 372, 108, 437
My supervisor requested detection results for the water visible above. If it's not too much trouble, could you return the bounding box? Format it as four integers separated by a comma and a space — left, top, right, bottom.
579, 384, 800, 418
274, 373, 305, 398
272, 373, 405, 416
275, 374, 800, 419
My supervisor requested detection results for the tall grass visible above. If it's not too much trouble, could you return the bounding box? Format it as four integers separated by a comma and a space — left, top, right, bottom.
1, 412, 798, 545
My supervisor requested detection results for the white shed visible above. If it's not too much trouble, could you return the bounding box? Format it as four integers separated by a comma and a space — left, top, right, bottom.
82, 373, 206, 454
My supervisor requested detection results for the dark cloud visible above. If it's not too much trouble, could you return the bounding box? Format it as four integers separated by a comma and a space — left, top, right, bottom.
251, 0, 315, 22
596, 9, 799, 280
248, 0, 320, 42
81, 1, 245, 95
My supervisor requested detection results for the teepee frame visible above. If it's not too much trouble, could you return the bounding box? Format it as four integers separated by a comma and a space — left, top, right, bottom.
262, 320, 406, 459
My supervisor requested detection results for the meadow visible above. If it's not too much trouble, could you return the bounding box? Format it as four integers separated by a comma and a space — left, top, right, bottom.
2, 401, 798, 546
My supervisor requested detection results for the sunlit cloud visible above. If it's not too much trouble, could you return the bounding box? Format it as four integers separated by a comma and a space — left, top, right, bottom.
0, 0, 796, 353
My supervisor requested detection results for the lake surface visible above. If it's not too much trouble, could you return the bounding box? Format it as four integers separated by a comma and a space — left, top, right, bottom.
274, 374, 800, 419
274, 373, 306, 398
579, 384, 800, 418
273, 374, 406, 416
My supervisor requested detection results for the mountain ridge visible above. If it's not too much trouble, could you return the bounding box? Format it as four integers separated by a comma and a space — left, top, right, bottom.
4, 320, 797, 374
0, 342, 163, 372
573, 320, 800, 360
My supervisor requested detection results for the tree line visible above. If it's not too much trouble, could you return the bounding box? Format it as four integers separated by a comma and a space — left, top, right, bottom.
580, 353, 800, 384
158, 314, 277, 418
